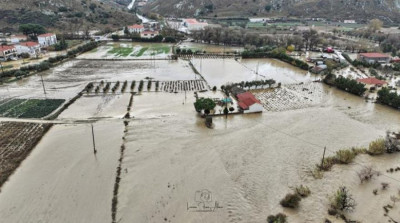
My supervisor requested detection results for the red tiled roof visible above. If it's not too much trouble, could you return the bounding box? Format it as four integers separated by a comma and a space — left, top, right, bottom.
19, 41, 39, 47
142, 31, 158, 35
359, 53, 390, 58
357, 77, 387, 85
38, 33, 55, 37
237, 92, 261, 109
128, 24, 144, 29
0, 45, 15, 51
185, 19, 199, 24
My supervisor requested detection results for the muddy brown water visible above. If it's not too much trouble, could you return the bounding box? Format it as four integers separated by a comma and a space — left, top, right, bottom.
0, 57, 400, 222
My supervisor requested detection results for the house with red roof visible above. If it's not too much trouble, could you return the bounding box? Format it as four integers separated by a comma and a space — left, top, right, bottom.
140, 30, 159, 39
357, 77, 387, 89
358, 53, 391, 64
184, 18, 208, 31
236, 92, 263, 113
15, 42, 41, 57
0, 45, 17, 60
128, 24, 145, 33
38, 33, 57, 47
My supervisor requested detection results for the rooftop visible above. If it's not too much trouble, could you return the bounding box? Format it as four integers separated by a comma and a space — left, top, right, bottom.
237, 92, 261, 109
19, 42, 39, 47
359, 53, 390, 58
0, 45, 15, 51
357, 77, 387, 85
128, 24, 144, 29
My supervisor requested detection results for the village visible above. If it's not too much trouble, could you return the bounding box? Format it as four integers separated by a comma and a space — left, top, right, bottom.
1, 7, 400, 223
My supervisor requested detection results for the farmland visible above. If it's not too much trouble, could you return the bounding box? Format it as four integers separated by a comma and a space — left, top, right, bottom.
0, 99, 65, 118
0, 122, 52, 187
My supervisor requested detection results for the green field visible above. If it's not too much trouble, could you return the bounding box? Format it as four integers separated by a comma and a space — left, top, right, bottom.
0, 99, 65, 118
108, 47, 134, 57
106, 43, 171, 57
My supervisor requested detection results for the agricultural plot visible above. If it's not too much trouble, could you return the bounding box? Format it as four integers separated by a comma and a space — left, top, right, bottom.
86, 80, 208, 94
79, 43, 172, 59
0, 122, 52, 187
0, 99, 65, 118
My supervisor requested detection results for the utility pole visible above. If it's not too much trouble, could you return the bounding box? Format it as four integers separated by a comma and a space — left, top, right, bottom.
40, 74, 47, 96
320, 146, 326, 169
91, 124, 97, 154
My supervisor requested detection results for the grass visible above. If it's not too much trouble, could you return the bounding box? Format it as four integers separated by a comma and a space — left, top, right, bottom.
0, 99, 65, 118
108, 47, 134, 57
1, 64, 14, 70
134, 47, 148, 57
66, 40, 83, 49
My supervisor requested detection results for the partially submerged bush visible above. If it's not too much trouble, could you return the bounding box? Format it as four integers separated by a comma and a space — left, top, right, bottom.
330, 186, 356, 213
280, 193, 301, 208
357, 166, 380, 183
295, 185, 311, 197
267, 213, 287, 223
335, 149, 356, 164
368, 138, 386, 155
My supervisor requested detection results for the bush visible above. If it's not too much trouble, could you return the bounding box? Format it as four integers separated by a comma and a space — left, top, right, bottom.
357, 166, 379, 183
330, 187, 356, 213
280, 193, 301, 208
295, 185, 311, 197
20, 53, 30, 58
335, 149, 356, 164
368, 138, 386, 155
267, 213, 287, 223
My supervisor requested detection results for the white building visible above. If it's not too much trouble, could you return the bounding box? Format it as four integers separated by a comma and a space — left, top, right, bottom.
15, 42, 41, 57
0, 45, 17, 60
140, 31, 159, 39
128, 24, 145, 33
38, 33, 57, 47
184, 19, 208, 31
237, 92, 263, 113
10, 35, 28, 43
343, 20, 356, 24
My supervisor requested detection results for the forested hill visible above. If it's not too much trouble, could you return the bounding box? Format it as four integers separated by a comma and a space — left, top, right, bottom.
0, 0, 138, 33
142, 0, 400, 24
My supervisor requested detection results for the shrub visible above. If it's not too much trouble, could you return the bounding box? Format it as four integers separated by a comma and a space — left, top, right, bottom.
267, 213, 287, 223
335, 149, 356, 164
280, 193, 301, 208
330, 187, 356, 213
357, 166, 379, 183
295, 185, 311, 197
368, 138, 386, 155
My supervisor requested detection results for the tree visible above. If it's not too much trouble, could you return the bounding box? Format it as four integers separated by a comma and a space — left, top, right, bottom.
368, 19, 383, 33
54, 37, 68, 51
19, 24, 46, 38
194, 98, 216, 112
265, 5, 272, 12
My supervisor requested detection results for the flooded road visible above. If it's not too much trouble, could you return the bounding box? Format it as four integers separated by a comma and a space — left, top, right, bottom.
0, 53, 400, 222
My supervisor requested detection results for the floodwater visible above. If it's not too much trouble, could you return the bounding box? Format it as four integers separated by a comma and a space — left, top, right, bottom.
178, 42, 244, 54
192, 58, 314, 87
1, 54, 400, 222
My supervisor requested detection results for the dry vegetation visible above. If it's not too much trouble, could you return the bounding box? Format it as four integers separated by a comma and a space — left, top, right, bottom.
0, 122, 52, 188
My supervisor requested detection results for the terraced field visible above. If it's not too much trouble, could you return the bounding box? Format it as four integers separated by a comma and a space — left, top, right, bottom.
0, 99, 65, 118
0, 122, 52, 187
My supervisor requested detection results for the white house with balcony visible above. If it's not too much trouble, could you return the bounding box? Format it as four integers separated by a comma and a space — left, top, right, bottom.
128, 24, 145, 33
0, 45, 17, 60
38, 33, 57, 47
15, 42, 41, 57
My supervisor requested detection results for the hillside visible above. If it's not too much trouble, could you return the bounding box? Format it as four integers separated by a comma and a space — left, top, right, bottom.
0, 0, 138, 33
142, 0, 400, 24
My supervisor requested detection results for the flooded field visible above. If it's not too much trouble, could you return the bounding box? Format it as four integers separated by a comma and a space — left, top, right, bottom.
178, 42, 243, 54
192, 58, 314, 87
0, 46, 400, 223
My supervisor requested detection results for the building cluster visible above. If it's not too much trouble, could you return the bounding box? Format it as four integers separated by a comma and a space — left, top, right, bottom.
0, 33, 57, 61
127, 21, 161, 39
166, 18, 209, 33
